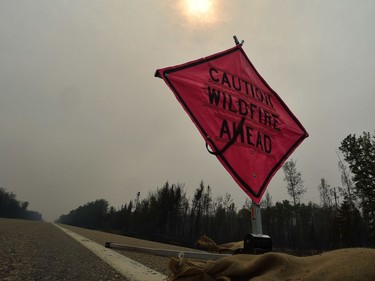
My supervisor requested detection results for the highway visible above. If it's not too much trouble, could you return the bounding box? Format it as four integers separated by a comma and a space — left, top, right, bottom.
0, 218, 182, 280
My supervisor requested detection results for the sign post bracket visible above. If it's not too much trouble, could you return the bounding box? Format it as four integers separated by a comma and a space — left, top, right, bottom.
233, 35, 244, 46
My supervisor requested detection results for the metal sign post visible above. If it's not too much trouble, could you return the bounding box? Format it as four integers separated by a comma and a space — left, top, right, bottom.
251, 202, 263, 234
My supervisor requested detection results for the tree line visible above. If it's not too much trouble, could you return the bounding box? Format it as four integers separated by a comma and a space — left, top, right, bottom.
56, 131, 375, 252
0, 187, 42, 221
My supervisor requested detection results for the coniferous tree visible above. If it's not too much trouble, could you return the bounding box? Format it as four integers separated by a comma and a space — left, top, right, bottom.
0, 187, 42, 220
191, 181, 205, 237
282, 159, 306, 228
339, 131, 375, 244
318, 178, 332, 208
337, 152, 356, 205
261, 192, 273, 235
336, 196, 364, 247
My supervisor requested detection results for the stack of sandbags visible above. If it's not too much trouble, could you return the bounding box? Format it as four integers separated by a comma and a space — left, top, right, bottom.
168, 248, 375, 281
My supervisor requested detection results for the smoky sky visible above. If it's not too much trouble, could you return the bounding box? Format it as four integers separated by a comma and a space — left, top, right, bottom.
1, 0, 374, 221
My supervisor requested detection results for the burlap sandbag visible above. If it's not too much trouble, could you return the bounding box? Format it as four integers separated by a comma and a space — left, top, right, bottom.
195, 235, 243, 254
168, 248, 375, 281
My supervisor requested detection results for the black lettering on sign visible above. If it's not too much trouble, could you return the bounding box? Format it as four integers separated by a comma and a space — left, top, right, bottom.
207, 67, 278, 156
208, 67, 274, 109
219, 119, 272, 154
219, 119, 231, 139
207, 86, 280, 131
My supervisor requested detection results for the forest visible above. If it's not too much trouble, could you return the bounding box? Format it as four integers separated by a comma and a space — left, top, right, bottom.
57, 131, 375, 253
0, 187, 42, 221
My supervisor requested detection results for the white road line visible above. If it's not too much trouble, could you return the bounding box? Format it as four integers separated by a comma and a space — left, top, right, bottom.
54, 224, 167, 281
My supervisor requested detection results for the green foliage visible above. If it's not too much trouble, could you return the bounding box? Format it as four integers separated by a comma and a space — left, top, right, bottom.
57, 199, 108, 229
0, 187, 42, 221
56, 180, 374, 251
336, 196, 364, 247
339, 131, 375, 243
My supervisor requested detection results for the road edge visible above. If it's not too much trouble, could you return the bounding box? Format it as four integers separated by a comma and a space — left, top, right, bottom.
53, 223, 167, 281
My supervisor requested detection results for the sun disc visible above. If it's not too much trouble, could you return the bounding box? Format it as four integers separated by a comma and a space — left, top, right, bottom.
183, 0, 216, 26
187, 0, 212, 15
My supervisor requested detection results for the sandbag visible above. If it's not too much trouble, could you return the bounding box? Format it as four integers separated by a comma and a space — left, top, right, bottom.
195, 235, 243, 254
168, 248, 375, 281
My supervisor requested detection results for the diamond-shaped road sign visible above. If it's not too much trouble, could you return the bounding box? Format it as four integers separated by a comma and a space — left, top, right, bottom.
155, 44, 308, 204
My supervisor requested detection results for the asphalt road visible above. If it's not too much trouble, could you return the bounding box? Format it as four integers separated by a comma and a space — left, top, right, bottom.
0, 218, 131, 281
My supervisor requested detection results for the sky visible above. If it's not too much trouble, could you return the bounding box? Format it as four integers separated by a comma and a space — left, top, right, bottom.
1, 0, 374, 222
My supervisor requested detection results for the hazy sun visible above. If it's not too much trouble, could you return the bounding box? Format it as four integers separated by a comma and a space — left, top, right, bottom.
187, 0, 212, 14
183, 0, 216, 26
